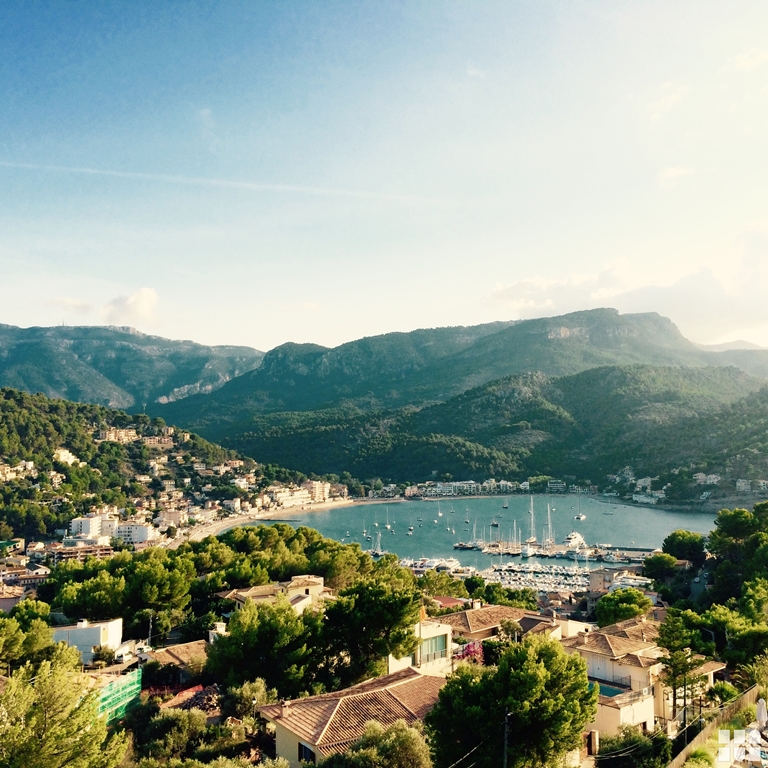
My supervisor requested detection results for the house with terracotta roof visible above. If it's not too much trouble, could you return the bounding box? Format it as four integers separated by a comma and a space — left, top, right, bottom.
0, 584, 25, 612
427, 605, 589, 642
217, 575, 334, 615
561, 616, 726, 735
259, 668, 444, 768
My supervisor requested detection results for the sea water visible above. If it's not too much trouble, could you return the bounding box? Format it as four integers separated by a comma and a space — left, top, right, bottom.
252, 495, 717, 571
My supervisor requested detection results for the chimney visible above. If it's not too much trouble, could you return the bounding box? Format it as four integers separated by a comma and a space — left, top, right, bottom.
280, 700, 291, 718
77, 619, 89, 628
578, 632, 589, 645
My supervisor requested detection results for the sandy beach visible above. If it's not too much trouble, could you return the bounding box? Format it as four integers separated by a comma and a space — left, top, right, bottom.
164, 499, 357, 548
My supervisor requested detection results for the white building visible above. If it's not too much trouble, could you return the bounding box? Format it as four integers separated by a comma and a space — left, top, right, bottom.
269, 486, 312, 508
54, 448, 81, 466
302, 480, 331, 501
53, 618, 123, 664
388, 620, 453, 677
116, 523, 159, 545
69, 516, 103, 537
737, 479, 752, 492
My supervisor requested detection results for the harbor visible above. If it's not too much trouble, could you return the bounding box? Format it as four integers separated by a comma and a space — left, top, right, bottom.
255, 493, 716, 592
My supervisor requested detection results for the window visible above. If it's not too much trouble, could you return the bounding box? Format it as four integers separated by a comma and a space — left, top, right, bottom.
298, 743, 316, 764
421, 634, 448, 664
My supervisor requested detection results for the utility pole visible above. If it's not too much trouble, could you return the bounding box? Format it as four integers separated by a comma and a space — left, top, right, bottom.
503, 712, 511, 768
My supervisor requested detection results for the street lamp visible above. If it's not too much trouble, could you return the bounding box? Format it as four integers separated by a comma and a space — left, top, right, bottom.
503, 712, 513, 768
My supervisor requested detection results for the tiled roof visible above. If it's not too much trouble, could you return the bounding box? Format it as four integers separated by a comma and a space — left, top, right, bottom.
600, 617, 659, 643
259, 668, 444, 755
431, 596, 468, 609
216, 585, 279, 601
695, 660, 727, 676
281, 575, 324, 589
428, 605, 531, 634
562, 632, 657, 658
147, 640, 208, 669
618, 651, 663, 668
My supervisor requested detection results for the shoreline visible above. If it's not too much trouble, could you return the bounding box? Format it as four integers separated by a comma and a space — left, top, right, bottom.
164, 490, 766, 549
167, 499, 357, 546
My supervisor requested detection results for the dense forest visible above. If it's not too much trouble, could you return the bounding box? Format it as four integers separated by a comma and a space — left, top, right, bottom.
208, 365, 768, 489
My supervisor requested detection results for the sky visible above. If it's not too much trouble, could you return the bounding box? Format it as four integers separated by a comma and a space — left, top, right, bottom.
1, 1, 767, 352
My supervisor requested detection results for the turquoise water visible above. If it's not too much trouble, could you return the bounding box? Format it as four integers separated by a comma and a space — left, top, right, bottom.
250, 495, 717, 571
592, 682, 628, 697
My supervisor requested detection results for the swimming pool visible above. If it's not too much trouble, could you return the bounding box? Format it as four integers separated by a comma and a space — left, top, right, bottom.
590, 682, 628, 697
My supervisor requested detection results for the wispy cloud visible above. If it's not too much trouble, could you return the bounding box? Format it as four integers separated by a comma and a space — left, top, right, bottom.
726, 49, 768, 72
659, 166, 693, 186
0, 161, 453, 206
104, 287, 158, 325
649, 83, 684, 122
465, 62, 486, 78
489, 241, 768, 344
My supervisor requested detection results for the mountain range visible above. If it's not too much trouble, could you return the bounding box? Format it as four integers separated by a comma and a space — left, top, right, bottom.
4, 309, 768, 486
155, 308, 768, 428
0, 324, 263, 409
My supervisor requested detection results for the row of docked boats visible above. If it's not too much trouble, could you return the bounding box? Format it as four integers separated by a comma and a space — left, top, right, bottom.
398, 557, 478, 578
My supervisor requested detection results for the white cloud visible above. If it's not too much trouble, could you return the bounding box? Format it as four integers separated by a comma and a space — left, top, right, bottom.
489, 238, 768, 345
659, 166, 693, 186
465, 62, 486, 78
727, 49, 768, 72
649, 83, 684, 122
103, 287, 159, 325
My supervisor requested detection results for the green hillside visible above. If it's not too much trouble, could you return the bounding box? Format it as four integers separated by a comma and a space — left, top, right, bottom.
219, 365, 768, 485
0, 324, 263, 409
0, 388, 312, 541
157, 309, 768, 432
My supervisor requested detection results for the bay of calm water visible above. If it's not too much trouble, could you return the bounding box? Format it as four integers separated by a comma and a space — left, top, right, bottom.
252, 495, 718, 572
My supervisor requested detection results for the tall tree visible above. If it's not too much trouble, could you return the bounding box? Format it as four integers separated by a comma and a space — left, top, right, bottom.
662, 530, 707, 568
657, 612, 703, 718
204, 598, 316, 697
425, 636, 596, 768
0, 658, 127, 768
595, 588, 652, 627
320, 720, 432, 768
321, 581, 421, 689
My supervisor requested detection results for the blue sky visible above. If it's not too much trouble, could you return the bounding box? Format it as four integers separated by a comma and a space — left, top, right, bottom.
1, 1, 767, 350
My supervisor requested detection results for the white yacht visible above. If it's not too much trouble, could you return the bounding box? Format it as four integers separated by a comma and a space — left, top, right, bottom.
563, 530, 587, 549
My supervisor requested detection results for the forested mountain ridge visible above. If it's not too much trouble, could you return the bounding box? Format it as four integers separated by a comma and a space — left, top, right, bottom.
156, 309, 768, 431
218, 365, 768, 486
0, 324, 263, 409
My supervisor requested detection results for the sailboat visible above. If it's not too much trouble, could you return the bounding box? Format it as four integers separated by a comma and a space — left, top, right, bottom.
437, 502, 443, 518
541, 503, 555, 554
370, 532, 388, 557
385, 508, 391, 529
502, 498, 509, 509
521, 496, 538, 557
574, 496, 586, 521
